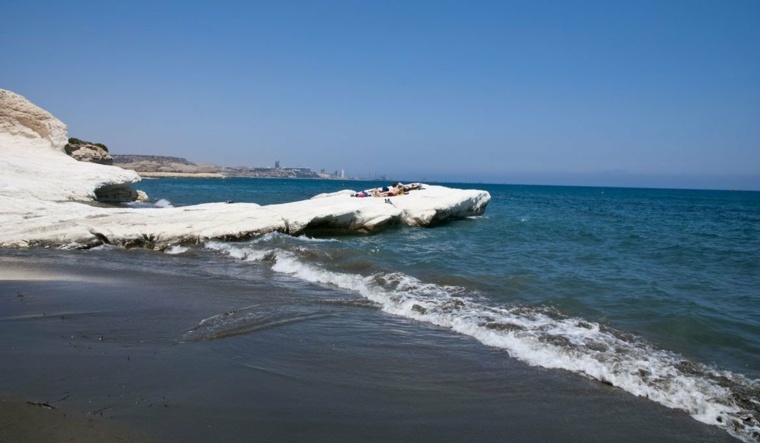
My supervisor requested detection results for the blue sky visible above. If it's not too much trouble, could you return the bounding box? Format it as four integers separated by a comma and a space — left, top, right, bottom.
3, 0, 759, 189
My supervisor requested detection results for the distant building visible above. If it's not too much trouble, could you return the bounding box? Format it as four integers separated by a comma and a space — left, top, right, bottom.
275, 160, 280, 169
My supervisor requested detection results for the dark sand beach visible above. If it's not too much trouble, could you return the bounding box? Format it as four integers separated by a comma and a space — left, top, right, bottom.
0, 249, 737, 442
0, 392, 154, 443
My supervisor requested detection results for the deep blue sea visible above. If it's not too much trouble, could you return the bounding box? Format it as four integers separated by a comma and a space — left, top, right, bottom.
111, 178, 759, 440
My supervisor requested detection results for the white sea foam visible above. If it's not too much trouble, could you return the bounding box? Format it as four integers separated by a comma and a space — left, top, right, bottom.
200, 240, 757, 442
154, 199, 173, 208
164, 245, 189, 255
293, 235, 339, 243
125, 198, 175, 209
205, 240, 270, 262
246, 231, 338, 244
272, 251, 367, 291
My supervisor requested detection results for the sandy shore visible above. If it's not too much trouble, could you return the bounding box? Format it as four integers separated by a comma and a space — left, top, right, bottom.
0, 249, 738, 442
0, 392, 154, 443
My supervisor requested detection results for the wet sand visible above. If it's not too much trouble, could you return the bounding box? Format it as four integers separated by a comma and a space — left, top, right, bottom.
0, 392, 153, 443
0, 250, 738, 442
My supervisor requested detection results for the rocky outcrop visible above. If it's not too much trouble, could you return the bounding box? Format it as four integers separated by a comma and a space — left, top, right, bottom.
0, 89, 141, 203
0, 185, 490, 249
0, 89, 491, 249
65, 140, 114, 165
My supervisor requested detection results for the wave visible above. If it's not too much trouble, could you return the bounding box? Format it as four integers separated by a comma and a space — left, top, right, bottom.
124, 198, 173, 208
154, 198, 173, 208
205, 240, 760, 442
164, 245, 189, 255
206, 240, 272, 262
182, 305, 332, 342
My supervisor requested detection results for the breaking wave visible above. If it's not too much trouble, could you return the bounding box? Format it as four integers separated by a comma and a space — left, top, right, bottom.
164, 244, 189, 255
205, 241, 760, 442
154, 198, 173, 208
124, 198, 173, 208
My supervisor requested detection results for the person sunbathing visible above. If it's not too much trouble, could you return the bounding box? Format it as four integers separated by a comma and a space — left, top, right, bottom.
380, 184, 403, 197
400, 182, 422, 192
352, 188, 384, 198
352, 183, 421, 198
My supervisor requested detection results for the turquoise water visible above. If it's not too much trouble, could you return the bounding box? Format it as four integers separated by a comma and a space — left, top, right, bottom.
132, 178, 759, 440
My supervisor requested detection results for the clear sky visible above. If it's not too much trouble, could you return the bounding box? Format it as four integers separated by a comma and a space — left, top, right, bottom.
3, 0, 759, 189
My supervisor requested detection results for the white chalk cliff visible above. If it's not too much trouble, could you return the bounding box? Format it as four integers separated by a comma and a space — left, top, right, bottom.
0, 89, 490, 249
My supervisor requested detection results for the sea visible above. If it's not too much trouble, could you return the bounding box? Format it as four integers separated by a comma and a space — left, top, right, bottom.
3, 178, 759, 441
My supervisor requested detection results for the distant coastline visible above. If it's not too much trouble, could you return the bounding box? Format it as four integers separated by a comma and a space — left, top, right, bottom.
135, 171, 226, 178
112, 154, 345, 180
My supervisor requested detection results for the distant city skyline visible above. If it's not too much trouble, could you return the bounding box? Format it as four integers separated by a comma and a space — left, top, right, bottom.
3, 0, 759, 190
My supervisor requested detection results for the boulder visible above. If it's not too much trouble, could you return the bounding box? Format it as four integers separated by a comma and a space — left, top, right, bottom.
65, 141, 114, 165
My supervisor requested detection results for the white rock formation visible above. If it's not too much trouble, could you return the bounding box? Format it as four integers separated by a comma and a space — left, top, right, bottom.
0, 89, 141, 202
0, 89, 491, 249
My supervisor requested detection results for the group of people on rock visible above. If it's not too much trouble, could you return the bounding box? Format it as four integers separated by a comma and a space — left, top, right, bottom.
352, 182, 423, 198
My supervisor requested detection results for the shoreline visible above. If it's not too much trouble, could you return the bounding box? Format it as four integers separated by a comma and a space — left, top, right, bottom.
0, 249, 738, 442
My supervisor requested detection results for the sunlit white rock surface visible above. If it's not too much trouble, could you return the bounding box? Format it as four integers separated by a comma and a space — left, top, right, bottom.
0, 89, 490, 249
0, 90, 141, 202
